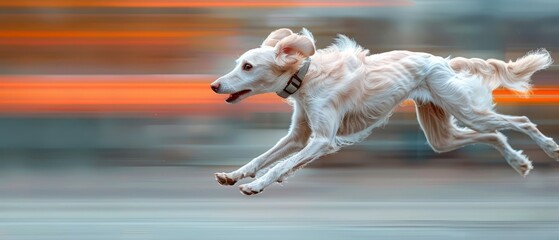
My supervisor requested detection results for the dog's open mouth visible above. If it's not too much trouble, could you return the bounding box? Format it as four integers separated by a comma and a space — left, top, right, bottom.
226, 89, 251, 103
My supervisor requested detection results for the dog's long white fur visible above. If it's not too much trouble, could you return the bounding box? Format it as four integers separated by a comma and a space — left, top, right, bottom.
212, 28, 558, 195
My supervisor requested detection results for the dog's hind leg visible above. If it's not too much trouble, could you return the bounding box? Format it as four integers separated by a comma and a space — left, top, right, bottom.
425, 67, 559, 161
435, 90, 559, 161
215, 103, 311, 186
494, 115, 559, 160
416, 101, 533, 176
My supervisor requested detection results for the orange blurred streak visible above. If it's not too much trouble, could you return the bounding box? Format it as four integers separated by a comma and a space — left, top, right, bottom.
0, 75, 557, 115
0, 75, 284, 115
0, 31, 230, 38
0, 0, 413, 8
0, 39, 190, 46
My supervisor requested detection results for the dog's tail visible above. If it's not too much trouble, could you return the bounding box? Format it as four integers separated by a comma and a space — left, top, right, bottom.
448, 49, 553, 94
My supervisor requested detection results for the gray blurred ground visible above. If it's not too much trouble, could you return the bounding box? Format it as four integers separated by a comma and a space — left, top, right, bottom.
2, 0, 559, 239
1, 165, 559, 240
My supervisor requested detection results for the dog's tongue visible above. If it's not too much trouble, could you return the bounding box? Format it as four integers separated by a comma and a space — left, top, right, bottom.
226, 89, 251, 103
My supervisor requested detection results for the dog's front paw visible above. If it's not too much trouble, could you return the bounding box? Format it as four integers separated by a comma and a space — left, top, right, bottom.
507, 151, 533, 177
518, 161, 533, 177
548, 147, 559, 161
239, 183, 263, 196
214, 172, 237, 186
548, 146, 559, 161
542, 138, 559, 160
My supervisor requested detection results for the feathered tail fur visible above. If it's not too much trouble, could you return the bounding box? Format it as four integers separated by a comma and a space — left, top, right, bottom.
449, 49, 553, 94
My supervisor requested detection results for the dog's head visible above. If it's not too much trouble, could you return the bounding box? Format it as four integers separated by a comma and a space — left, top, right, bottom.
210, 28, 316, 103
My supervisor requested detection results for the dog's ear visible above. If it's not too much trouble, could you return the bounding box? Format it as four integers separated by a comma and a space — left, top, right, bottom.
274, 34, 315, 70
262, 28, 293, 48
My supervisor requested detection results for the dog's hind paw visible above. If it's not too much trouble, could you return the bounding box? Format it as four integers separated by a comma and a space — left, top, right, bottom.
215, 172, 237, 186
239, 184, 263, 196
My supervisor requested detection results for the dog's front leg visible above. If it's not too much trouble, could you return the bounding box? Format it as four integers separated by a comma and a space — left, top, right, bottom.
237, 107, 341, 195
215, 104, 310, 186
238, 135, 336, 195
215, 133, 307, 185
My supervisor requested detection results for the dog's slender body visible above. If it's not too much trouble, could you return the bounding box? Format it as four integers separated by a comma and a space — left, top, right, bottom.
211, 28, 558, 195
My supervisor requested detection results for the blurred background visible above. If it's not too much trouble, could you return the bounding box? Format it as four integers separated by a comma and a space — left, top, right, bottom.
1, 0, 559, 239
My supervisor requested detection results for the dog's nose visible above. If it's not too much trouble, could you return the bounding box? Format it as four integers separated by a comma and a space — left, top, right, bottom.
210, 83, 220, 93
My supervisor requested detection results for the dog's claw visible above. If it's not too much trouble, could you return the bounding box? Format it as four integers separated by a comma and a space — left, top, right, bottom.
215, 172, 237, 186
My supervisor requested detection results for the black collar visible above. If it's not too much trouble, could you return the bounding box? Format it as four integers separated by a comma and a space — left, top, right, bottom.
276, 58, 311, 98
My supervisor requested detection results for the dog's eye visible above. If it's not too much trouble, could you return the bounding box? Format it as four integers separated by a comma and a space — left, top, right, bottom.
243, 63, 253, 71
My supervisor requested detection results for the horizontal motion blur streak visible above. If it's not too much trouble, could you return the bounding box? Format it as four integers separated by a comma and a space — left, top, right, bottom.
0, 0, 413, 8
0, 75, 557, 115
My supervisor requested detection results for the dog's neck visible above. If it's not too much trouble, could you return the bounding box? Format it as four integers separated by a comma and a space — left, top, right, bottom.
276, 58, 311, 98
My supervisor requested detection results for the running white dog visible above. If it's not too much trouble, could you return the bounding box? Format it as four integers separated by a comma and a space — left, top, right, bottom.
210, 28, 558, 195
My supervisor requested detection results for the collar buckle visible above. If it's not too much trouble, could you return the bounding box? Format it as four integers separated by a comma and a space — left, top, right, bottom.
277, 58, 311, 98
